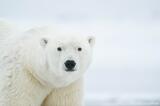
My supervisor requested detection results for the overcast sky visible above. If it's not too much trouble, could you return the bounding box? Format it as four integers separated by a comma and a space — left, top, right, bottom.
0, 0, 160, 22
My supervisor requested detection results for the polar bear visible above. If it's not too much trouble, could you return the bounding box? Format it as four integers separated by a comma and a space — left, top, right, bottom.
0, 24, 95, 106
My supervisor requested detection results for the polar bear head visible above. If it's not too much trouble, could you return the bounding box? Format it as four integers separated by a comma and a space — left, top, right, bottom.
23, 27, 95, 88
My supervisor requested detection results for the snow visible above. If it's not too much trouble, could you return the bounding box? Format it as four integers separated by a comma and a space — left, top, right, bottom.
85, 94, 160, 106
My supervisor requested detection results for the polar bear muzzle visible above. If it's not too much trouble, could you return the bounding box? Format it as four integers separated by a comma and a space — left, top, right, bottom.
64, 60, 76, 72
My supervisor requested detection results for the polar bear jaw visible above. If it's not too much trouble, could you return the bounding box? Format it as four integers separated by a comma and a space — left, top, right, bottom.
23, 30, 95, 88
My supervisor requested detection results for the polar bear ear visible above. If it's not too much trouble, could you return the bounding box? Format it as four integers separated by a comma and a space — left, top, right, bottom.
40, 38, 48, 47
87, 36, 95, 47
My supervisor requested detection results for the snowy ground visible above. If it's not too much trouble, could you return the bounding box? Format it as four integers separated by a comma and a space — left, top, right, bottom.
85, 94, 160, 106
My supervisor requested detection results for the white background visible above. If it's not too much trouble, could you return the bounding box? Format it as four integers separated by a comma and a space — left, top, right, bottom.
0, 0, 160, 105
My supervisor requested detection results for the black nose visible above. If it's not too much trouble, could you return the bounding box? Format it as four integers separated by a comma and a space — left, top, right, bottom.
65, 60, 76, 71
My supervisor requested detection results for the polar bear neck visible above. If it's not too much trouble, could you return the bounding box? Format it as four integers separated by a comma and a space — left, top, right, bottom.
0, 41, 52, 106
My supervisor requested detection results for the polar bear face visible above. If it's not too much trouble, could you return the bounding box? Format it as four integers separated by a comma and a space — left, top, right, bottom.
24, 30, 95, 88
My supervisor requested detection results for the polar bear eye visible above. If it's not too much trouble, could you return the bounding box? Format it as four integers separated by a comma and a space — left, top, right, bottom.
78, 47, 82, 51
57, 47, 62, 51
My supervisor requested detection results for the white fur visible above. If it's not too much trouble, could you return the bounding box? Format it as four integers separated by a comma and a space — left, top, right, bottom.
0, 22, 95, 106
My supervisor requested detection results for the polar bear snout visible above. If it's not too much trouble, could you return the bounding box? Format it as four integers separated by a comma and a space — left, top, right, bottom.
64, 60, 76, 72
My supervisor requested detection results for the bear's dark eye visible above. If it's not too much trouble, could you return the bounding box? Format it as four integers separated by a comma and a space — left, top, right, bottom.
57, 47, 62, 51
78, 47, 82, 51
